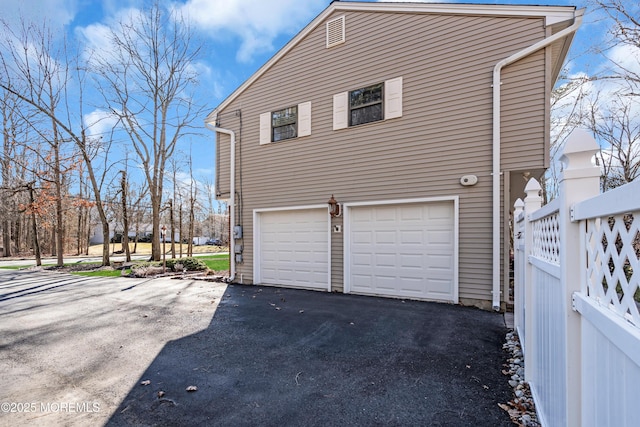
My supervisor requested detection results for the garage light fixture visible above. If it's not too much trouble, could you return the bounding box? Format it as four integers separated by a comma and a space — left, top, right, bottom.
328, 194, 342, 218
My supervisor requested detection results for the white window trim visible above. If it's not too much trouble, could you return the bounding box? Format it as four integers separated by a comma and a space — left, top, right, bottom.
333, 76, 403, 130
260, 102, 312, 144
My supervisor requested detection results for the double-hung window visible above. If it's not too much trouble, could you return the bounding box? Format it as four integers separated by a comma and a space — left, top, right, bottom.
349, 83, 383, 126
271, 106, 298, 142
333, 76, 402, 130
260, 102, 311, 145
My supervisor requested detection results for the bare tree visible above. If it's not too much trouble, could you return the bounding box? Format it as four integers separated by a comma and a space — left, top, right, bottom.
120, 169, 131, 262
91, 2, 204, 261
592, 0, 640, 96
588, 92, 640, 191
0, 19, 117, 266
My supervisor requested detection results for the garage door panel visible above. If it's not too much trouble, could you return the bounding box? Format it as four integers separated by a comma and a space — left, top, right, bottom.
428, 254, 453, 269
259, 208, 329, 290
400, 205, 423, 221
375, 230, 397, 244
347, 201, 456, 302
427, 230, 453, 245
428, 204, 453, 219
426, 278, 453, 295
373, 206, 396, 221
374, 253, 396, 267
400, 253, 423, 268
400, 230, 424, 244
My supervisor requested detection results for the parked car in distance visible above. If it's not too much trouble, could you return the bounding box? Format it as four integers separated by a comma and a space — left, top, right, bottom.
206, 238, 223, 246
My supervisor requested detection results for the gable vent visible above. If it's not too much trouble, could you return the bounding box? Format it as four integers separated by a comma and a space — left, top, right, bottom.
326, 16, 345, 48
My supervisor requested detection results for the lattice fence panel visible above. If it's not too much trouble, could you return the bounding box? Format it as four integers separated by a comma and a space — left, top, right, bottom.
532, 212, 560, 265
585, 213, 640, 327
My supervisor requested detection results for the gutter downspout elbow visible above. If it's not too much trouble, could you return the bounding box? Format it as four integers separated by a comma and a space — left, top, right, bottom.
205, 120, 236, 282
491, 10, 584, 311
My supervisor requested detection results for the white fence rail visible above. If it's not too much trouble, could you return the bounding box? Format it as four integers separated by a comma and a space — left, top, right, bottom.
513, 129, 640, 427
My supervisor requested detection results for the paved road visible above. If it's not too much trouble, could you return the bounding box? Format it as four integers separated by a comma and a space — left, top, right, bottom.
0, 269, 225, 426
0, 252, 227, 268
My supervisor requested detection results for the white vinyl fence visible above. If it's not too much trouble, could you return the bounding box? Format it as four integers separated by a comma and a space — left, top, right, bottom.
513, 129, 640, 427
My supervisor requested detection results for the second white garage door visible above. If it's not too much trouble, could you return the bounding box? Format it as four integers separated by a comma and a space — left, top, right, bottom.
256, 208, 330, 291
345, 200, 457, 302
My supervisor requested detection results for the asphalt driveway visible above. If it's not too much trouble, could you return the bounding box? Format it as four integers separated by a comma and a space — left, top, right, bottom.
109, 285, 512, 426
0, 270, 512, 426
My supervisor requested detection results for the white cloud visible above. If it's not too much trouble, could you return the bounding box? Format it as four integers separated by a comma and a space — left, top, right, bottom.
174, 0, 326, 62
606, 43, 640, 78
0, 0, 77, 29
76, 22, 112, 55
84, 109, 119, 139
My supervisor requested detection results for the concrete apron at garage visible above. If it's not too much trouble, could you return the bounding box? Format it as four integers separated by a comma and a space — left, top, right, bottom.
108, 284, 512, 426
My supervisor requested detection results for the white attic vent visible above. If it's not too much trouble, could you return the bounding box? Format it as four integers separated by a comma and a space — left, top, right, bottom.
326, 16, 345, 48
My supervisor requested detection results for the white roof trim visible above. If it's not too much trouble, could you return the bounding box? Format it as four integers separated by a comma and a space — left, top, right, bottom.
334, 2, 576, 26
205, 1, 577, 122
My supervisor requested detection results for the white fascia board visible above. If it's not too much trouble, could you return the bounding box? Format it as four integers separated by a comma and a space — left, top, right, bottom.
334, 2, 577, 26
205, 2, 576, 120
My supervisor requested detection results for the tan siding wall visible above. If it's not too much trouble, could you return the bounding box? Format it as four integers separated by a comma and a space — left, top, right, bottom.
215, 11, 547, 302
501, 51, 547, 170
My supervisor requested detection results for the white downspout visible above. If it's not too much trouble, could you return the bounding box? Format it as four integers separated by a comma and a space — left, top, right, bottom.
491, 10, 583, 311
205, 120, 236, 282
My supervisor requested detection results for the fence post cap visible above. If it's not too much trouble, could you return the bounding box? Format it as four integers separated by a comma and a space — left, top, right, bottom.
514, 198, 524, 209
561, 129, 599, 171
524, 177, 542, 194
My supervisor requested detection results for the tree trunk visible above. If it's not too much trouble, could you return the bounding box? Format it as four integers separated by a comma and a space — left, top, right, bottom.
169, 199, 176, 259
151, 191, 161, 261
28, 185, 42, 266
2, 220, 10, 257
179, 204, 183, 259
121, 171, 131, 262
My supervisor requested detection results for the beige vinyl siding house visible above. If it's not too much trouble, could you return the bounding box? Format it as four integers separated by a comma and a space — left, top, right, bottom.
207, 2, 581, 310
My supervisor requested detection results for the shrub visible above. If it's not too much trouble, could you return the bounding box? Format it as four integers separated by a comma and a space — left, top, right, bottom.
166, 257, 208, 272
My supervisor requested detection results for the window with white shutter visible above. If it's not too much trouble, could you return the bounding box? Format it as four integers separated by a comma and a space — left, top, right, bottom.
333, 92, 348, 130
259, 102, 312, 144
384, 77, 403, 120
298, 101, 311, 137
332, 77, 403, 129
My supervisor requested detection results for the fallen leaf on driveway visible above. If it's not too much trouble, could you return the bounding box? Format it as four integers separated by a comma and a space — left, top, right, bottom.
157, 391, 165, 397
186, 385, 198, 392
141, 380, 151, 386
498, 403, 511, 412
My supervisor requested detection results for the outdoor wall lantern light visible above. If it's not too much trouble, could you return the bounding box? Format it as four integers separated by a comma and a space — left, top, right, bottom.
328, 194, 341, 218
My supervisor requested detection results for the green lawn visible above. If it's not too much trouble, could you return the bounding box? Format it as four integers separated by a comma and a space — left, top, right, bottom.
73, 269, 128, 277
0, 254, 229, 276
194, 254, 229, 271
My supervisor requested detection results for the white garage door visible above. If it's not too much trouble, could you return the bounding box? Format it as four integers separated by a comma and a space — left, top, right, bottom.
257, 208, 329, 290
346, 200, 457, 302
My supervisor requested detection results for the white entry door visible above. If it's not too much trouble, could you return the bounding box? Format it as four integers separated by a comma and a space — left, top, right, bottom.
345, 200, 457, 302
256, 208, 329, 291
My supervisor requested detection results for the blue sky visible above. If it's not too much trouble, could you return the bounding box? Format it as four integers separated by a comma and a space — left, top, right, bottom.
0, 0, 628, 196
